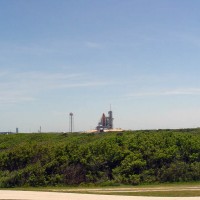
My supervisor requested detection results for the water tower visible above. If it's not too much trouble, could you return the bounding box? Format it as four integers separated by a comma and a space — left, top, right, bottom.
69, 112, 74, 133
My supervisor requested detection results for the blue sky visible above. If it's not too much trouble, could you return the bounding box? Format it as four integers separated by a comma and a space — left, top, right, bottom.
1, 0, 200, 132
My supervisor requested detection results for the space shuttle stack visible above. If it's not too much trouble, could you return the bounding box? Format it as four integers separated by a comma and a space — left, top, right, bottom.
101, 113, 106, 127
96, 109, 114, 131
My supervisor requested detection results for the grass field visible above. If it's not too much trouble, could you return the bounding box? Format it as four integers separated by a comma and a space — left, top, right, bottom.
4, 182, 200, 197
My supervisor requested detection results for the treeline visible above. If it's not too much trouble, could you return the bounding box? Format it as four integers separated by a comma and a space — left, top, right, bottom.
0, 129, 199, 187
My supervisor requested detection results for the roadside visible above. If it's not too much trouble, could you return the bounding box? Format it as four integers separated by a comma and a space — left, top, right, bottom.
1, 183, 200, 197
45, 185, 200, 197
0, 190, 200, 200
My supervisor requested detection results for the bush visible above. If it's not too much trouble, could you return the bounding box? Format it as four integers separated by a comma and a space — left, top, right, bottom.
0, 130, 199, 187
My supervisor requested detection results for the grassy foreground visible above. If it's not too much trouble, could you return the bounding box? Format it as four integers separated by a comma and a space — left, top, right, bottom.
4, 182, 200, 197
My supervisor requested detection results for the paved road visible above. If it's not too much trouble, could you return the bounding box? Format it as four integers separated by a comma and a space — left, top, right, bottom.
0, 190, 200, 200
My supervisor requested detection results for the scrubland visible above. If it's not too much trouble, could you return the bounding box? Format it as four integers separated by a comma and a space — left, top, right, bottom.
0, 129, 199, 188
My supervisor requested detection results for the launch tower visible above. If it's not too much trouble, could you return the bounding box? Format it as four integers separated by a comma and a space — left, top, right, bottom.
96, 109, 113, 131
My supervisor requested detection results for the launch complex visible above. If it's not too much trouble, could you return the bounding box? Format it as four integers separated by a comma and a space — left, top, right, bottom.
85, 108, 122, 133
96, 109, 113, 132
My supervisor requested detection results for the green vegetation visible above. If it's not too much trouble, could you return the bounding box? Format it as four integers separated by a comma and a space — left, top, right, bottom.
3, 182, 200, 197
92, 191, 200, 197
0, 129, 199, 188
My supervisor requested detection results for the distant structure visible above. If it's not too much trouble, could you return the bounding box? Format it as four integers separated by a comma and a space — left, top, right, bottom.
96, 108, 113, 132
38, 126, 42, 133
0, 132, 12, 135
16, 128, 19, 134
69, 112, 74, 133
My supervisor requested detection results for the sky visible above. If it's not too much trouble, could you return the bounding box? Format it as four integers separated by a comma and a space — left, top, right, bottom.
1, 0, 200, 132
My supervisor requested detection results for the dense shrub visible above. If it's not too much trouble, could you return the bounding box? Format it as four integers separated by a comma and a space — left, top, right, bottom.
0, 130, 199, 187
